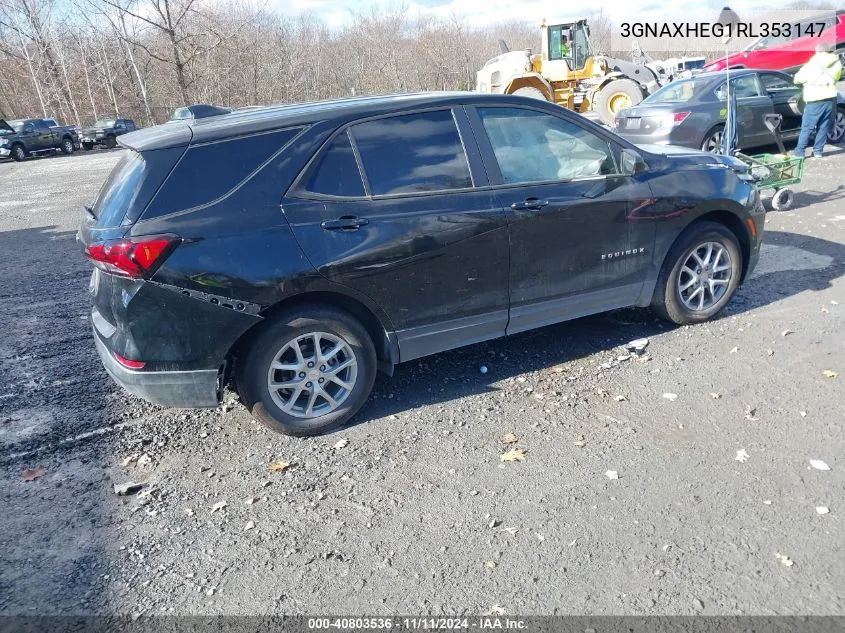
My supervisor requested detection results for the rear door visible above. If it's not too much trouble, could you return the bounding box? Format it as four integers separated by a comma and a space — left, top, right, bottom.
716, 74, 773, 148
466, 104, 656, 334
282, 108, 511, 361
758, 71, 803, 133
34, 120, 56, 149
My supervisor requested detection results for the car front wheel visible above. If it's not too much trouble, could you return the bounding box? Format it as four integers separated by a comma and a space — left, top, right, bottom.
11, 144, 26, 162
236, 305, 377, 436
828, 107, 845, 144
652, 221, 743, 325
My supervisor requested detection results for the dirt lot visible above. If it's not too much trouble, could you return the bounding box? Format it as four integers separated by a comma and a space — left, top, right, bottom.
0, 145, 843, 617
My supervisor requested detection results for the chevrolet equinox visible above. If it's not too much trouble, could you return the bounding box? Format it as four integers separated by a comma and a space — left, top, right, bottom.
79, 93, 765, 436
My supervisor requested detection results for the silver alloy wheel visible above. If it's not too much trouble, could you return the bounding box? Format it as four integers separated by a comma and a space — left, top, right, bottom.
703, 129, 724, 154
677, 241, 733, 312
829, 109, 845, 143
266, 331, 358, 418
62, 139, 73, 153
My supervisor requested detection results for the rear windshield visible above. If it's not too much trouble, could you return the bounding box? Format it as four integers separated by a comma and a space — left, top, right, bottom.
91, 151, 146, 226
642, 79, 702, 104
171, 108, 191, 121
94, 119, 116, 127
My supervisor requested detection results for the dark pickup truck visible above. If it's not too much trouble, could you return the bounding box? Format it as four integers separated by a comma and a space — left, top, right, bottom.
0, 118, 80, 161
79, 118, 137, 150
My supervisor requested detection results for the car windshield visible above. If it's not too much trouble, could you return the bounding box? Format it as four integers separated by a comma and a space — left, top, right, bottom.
9, 120, 24, 133
170, 108, 192, 120
642, 79, 702, 104
94, 119, 116, 127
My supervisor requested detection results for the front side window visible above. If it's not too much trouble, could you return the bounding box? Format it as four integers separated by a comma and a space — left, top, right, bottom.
351, 110, 473, 196
478, 107, 616, 184
303, 132, 365, 197
759, 73, 793, 91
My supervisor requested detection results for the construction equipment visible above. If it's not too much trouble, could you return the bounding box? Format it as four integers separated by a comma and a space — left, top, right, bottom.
475, 18, 705, 124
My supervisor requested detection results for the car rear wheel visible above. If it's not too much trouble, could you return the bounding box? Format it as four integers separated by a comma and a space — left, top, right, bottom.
652, 221, 743, 325
10, 144, 26, 162
700, 125, 725, 153
236, 305, 377, 436
828, 107, 845, 144
60, 137, 74, 155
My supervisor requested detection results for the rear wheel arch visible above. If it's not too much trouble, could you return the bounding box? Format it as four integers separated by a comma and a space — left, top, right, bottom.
227, 290, 396, 380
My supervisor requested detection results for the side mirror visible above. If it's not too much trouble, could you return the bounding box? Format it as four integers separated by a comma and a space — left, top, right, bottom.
621, 148, 647, 176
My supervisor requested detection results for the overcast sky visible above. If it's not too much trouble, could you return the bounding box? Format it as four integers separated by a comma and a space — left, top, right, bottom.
275, 0, 803, 30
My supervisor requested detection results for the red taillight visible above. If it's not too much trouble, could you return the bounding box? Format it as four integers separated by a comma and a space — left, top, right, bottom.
113, 352, 146, 369
85, 235, 179, 278
673, 112, 691, 126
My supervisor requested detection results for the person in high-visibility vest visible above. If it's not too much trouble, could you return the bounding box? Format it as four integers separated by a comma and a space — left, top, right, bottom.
792, 42, 843, 159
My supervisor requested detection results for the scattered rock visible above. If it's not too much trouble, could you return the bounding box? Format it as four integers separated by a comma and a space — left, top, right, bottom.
809, 459, 831, 471
776, 553, 794, 567
211, 500, 227, 513
113, 481, 143, 496
735, 449, 750, 463
625, 338, 649, 354
710, 393, 722, 399
137, 454, 152, 466
693, 598, 705, 611
500, 448, 526, 462
333, 438, 349, 450
781, 329, 794, 337
244, 520, 256, 531
815, 506, 830, 515
500, 432, 518, 444
22, 466, 47, 482
822, 369, 838, 379
605, 470, 619, 480
662, 393, 678, 401
121, 454, 139, 467
614, 395, 627, 402
729, 346, 738, 354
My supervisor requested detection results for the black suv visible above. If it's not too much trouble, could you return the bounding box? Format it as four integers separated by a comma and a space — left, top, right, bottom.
80, 118, 137, 150
79, 93, 765, 436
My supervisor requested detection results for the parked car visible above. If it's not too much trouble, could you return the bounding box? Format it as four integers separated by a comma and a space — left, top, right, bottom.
79, 93, 765, 436
703, 11, 844, 73
169, 104, 232, 122
0, 118, 80, 161
79, 118, 137, 150
613, 69, 845, 152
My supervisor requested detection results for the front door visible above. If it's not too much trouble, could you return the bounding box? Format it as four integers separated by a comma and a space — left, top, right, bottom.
282, 108, 510, 362
466, 105, 655, 334
758, 71, 803, 133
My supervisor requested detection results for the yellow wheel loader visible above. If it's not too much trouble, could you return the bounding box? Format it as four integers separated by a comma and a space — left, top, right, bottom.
475, 19, 703, 125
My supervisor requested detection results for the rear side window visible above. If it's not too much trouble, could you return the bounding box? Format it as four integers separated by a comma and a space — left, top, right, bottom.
351, 110, 473, 196
91, 151, 146, 226
147, 127, 301, 217
303, 132, 365, 197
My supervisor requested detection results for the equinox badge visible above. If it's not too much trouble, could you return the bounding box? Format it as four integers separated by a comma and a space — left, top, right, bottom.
602, 248, 647, 261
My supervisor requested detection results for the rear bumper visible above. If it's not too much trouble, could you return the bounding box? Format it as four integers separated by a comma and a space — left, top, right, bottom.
93, 325, 221, 408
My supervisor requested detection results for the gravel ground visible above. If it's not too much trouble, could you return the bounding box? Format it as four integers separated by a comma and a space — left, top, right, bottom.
0, 144, 843, 617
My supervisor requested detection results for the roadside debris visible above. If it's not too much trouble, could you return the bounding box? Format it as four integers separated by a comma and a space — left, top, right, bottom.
735, 449, 750, 463
500, 432, 518, 444
113, 481, 143, 496
614, 395, 627, 402
710, 393, 722, 399
121, 454, 139, 467
815, 506, 830, 515
268, 460, 291, 473
500, 448, 526, 462
485, 561, 496, 570
211, 500, 227, 513
137, 454, 152, 466
809, 460, 831, 471
775, 553, 794, 567
625, 338, 650, 354
244, 496, 258, 505
662, 393, 678, 401
605, 470, 619, 480
333, 438, 349, 450
744, 406, 758, 421
244, 520, 256, 531
822, 369, 838, 378
781, 329, 794, 337
21, 466, 46, 482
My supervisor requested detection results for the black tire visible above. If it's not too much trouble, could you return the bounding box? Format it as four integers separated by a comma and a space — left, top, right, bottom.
60, 137, 74, 155
104, 135, 117, 149
771, 188, 794, 211
236, 305, 377, 437
652, 221, 743, 325
700, 125, 725, 153
593, 79, 644, 125
82, 142, 94, 151
828, 106, 845, 144
10, 144, 26, 162
513, 86, 548, 101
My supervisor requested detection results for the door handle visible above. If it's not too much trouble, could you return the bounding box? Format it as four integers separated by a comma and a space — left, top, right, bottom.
320, 216, 369, 231
511, 198, 549, 211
